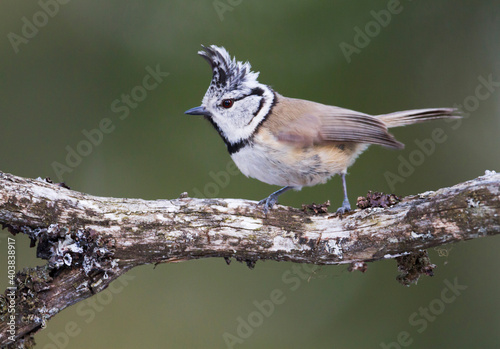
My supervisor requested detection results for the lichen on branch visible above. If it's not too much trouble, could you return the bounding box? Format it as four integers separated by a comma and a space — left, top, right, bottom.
0, 170, 499, 347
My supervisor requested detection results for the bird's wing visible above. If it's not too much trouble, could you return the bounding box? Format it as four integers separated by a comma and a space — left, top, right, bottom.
269, 96, 403, 149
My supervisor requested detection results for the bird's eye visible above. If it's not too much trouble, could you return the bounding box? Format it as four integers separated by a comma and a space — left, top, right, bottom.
221, 99, 234, 109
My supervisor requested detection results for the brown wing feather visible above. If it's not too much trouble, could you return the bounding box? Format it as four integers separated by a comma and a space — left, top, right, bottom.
269, 95, 403, 149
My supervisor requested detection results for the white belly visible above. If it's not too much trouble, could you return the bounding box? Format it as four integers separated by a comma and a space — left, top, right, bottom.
231, 143, 336, 188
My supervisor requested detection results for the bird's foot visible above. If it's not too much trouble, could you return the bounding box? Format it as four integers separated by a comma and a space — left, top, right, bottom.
336, 199, 351, 216
258, 195, 279, 214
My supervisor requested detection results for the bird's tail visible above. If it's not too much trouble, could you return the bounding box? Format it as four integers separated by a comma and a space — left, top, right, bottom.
378, 108, 461, 129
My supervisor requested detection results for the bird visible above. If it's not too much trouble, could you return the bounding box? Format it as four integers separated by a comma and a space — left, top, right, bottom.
185, 45, 459, 214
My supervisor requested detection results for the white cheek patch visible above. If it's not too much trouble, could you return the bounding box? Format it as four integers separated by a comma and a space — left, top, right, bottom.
216, 87, 275, 145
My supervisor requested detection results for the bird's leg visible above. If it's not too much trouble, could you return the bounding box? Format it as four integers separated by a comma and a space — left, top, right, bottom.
336, 173, 351, 214
258, 186, 293, 213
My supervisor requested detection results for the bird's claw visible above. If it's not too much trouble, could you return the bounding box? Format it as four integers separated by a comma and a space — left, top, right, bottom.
258, 195, 278, 214
336, 200, 351, 216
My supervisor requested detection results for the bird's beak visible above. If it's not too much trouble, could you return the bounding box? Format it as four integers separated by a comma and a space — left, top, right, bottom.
185, 106, 212, 117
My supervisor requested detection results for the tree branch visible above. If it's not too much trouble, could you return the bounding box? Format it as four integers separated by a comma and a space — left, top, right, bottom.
0, 170, 499, 347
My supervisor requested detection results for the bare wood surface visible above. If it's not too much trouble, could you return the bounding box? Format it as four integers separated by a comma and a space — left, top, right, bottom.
0, 170, 499, 347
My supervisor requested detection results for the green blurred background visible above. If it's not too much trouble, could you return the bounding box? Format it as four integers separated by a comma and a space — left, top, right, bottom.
1, 0, 499, 348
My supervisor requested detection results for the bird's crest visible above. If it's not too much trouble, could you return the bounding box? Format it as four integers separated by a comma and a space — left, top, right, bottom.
198, 45, 260, 95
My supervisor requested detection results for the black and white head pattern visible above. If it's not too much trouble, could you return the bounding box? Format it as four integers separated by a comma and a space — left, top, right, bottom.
197, 45, 275, 152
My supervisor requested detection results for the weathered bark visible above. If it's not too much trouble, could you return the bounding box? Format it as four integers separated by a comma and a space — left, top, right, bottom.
0, 170, 499, 347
